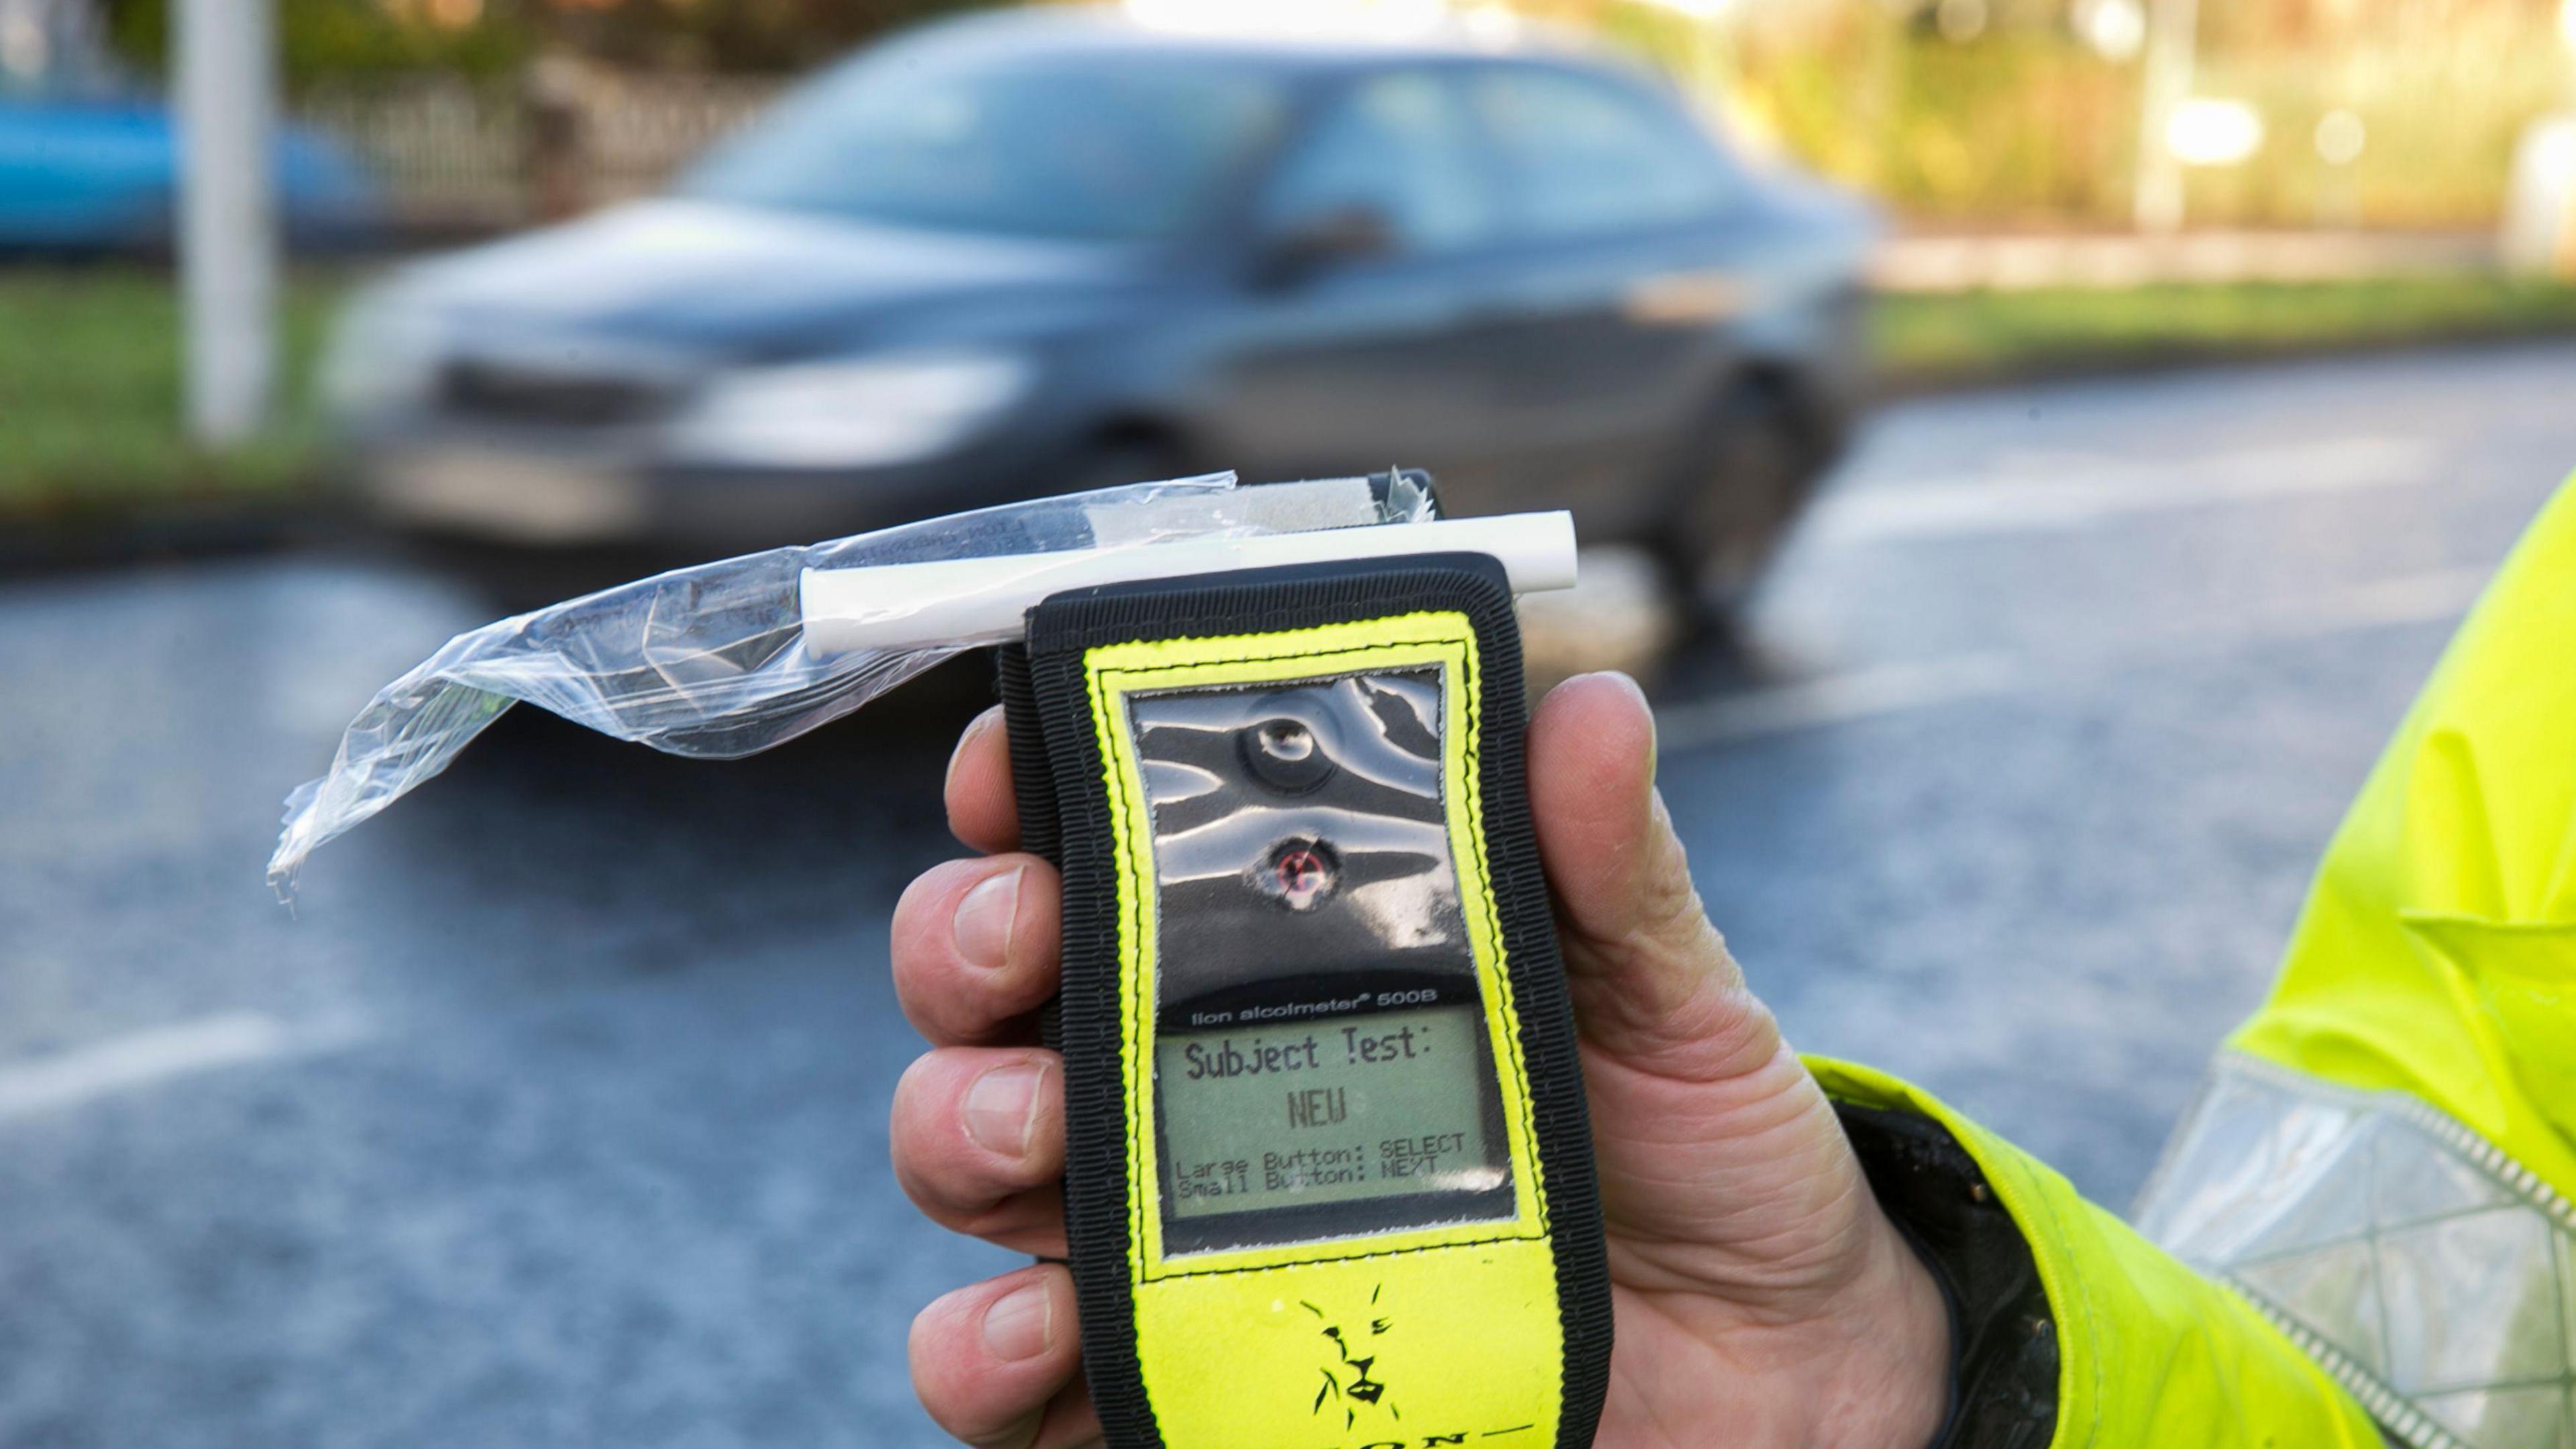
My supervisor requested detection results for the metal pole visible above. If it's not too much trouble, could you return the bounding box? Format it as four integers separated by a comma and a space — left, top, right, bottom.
177, 0, 278, 445
2133, 0, 2199, 233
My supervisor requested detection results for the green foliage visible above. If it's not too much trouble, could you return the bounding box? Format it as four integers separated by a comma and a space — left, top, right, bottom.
0, 268, 345, 513
533, 0, 1003, 73
1609, 0, 2575, 228
104, 0, 536, 87
99, 0, 998, 89
2179, 12, 2569, 230
1593, 0, 2141, 223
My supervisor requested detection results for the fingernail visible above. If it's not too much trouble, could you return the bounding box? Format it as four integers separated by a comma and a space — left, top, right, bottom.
953, 865, 1024, 973
1599, 669, 1656, 750
965, 1060, 1047, 1157
981, 1279, 1054, 1362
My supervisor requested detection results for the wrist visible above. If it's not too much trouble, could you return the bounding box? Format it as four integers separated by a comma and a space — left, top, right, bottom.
1799, 1207, 1955, 1449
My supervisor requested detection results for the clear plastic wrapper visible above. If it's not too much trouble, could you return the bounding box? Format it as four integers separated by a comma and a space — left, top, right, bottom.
271, 472, 1430, 893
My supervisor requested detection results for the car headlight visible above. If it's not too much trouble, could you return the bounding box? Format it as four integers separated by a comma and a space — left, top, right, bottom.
666, 350, 1034, 470
320, 290, 446, 419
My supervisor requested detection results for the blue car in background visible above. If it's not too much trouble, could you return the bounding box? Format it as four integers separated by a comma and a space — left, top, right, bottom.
0, 78, 378, 253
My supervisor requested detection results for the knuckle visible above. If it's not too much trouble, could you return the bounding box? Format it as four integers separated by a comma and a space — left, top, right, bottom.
892, 1138, 993, 1224
951, 1191, 1060, 1248
894, 976, 981, 1046
892, 859, 1059, 1044
890, 1066, 979, 1205
890, 1055, 1064, 1223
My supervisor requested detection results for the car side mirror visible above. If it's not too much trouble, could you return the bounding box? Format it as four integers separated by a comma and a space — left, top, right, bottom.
1252, 205, 1396, 289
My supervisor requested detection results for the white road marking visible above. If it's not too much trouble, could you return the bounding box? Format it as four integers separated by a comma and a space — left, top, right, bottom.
0, 1012, 370, 1123
2221, 565, 2493, 643
1657, 653, 2028, 751
1662, 565, 2488, 751
1807, 435, 2439, 543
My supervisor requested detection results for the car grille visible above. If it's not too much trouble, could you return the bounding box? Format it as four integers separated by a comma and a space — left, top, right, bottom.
437, 359, 678, 428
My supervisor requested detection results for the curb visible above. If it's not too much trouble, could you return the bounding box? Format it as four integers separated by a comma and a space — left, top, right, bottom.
0, 493, 360, 578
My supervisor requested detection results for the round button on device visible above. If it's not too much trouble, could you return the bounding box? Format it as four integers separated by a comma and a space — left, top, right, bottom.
1264, 838, 1338, 910
1240, 716, 1336, 794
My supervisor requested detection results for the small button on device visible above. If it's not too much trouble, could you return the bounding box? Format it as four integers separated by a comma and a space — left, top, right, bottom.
1240, 716, 1336, 794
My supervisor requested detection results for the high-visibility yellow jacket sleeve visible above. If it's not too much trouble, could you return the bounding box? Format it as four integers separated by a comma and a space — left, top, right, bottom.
1795, 481, 2576, 1445
1811, 1057, 2384, 1448
2229, 474, 2576, 1197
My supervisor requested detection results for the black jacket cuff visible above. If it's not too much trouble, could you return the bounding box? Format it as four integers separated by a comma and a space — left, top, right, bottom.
1835, 1102, 2061, 1449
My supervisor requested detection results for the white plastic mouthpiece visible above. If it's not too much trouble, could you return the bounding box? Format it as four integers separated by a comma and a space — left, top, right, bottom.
800, 511, 1577, 656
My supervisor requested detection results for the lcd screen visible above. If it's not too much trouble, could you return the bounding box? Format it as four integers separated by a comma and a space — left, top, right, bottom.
1156, 1004, 1510, 1218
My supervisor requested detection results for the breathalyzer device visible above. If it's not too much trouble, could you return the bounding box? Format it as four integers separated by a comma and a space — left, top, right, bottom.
806, 475, 1612, 1449
273, 470, 1612, 1449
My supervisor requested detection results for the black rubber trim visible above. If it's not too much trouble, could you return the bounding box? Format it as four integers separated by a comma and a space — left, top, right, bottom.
1837, 1103, 2060, 1449
996, 643, 1066, 1057
1020, 553, 1612, 1449
1022, 619, 1156, 1447
994, 643, 1060, 865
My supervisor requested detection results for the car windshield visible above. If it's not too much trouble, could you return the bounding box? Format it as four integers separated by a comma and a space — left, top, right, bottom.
680, 47, 1288, 244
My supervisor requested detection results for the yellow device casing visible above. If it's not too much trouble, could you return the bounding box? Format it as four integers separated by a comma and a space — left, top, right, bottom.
1005, 553, 1611, 1449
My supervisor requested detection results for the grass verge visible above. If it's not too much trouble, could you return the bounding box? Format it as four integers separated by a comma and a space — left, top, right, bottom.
0, 267, 347, 519
1875, 274, 2576, 386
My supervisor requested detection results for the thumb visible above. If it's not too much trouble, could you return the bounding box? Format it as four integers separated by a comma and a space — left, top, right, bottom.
1526, 673, 1781, 1085
1527, 675, 1882, 1306
1525, 686, 1953, 1446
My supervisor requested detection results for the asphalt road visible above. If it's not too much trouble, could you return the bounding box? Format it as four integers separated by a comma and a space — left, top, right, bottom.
5, 344, 2574, 1448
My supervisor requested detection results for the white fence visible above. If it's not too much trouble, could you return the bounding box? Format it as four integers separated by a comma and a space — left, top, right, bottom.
299, 70, 784, 232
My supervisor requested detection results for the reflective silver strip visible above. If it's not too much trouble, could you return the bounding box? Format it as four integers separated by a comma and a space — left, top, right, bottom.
2134, 1052, 2576, 1449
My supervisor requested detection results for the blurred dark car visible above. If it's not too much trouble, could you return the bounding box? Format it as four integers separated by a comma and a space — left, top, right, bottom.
329, 7, 1875, 609
0, 74, 378, 254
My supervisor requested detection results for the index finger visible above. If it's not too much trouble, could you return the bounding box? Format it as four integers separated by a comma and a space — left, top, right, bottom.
945, 704, 1024, 855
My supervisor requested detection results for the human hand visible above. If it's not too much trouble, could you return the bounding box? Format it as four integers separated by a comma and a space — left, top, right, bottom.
888, 672, 1951, 1448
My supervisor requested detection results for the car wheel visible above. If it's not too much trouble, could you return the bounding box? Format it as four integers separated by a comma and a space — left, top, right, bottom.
1652, 386, 1821, 629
